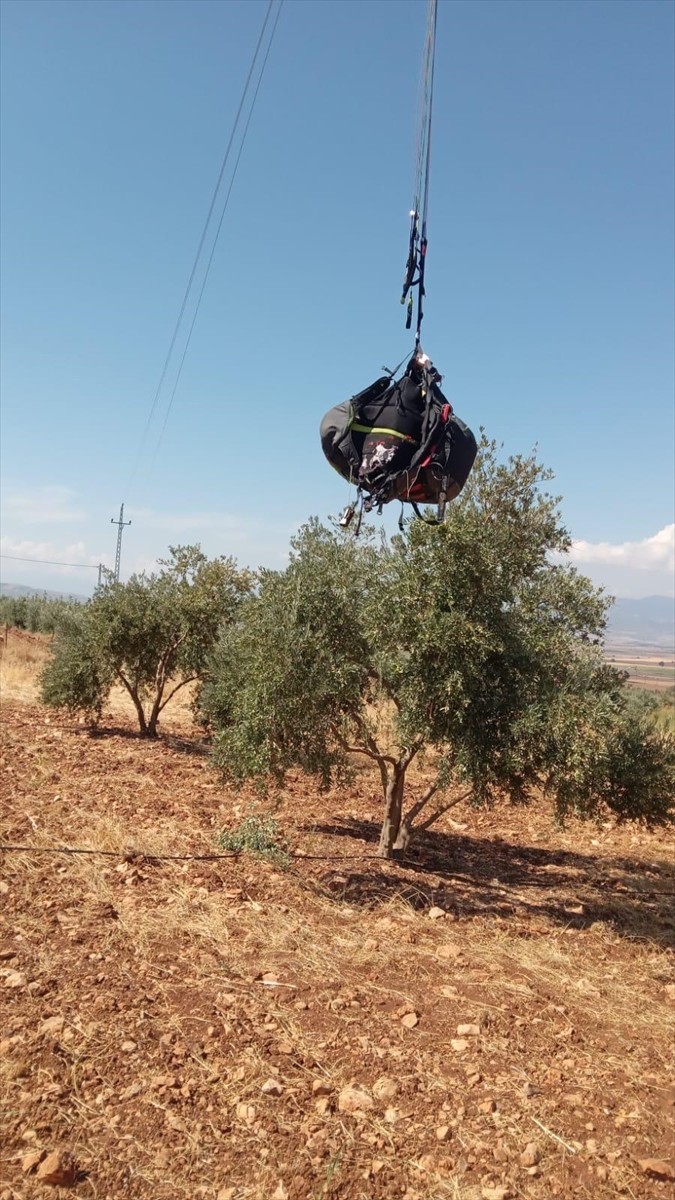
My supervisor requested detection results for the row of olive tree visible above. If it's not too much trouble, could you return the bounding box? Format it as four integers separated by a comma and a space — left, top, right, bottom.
0, 593, 83, 634
40, 445, 674, 856
199, 442, 675, 857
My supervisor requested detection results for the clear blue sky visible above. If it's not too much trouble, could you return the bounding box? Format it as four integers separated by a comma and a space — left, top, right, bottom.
1, 0, 673, 597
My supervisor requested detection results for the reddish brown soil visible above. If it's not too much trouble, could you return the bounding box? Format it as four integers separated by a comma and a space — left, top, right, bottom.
1, 647, 674, 1199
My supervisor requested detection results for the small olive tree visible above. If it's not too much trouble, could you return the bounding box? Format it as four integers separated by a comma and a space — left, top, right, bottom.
201, 444, 674, 857
41, 545, 252, 736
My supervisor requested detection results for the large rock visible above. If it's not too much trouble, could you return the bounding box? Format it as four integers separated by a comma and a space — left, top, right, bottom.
36, 1150, 78, 1187
338, 1086, 373, 1113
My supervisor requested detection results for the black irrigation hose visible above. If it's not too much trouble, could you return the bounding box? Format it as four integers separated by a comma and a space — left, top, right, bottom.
1, 843, 673, 895
0, 843, 237, 861
0, 843, 383, 863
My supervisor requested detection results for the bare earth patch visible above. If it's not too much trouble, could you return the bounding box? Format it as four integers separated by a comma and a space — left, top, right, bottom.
1, 641, 674, 1199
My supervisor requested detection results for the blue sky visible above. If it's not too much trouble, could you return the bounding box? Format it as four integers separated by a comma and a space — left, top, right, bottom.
1, 0, 673, 598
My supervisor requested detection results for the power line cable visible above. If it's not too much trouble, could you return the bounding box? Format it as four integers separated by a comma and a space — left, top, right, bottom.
149, 0, 284, 469
125, 0, 277, 494
0, 555, 101, 571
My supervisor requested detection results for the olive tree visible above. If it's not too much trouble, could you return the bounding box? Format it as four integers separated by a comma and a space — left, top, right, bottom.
0, 594, 81, 633
201, 444, 675, 857
41, 545, 252, 736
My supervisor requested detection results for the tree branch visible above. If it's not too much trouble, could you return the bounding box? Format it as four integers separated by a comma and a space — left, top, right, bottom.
344, 712, 399, 767
116, 669, 148, 733
335, 733, 397, 767
366, 737, 396, 766
416, 789, 472, 832
401, 737, 425, 770
352, 714, 381, 753
155, 631, 189, 689
158, 676, 199, 712
403, 781, 439, 827
116, 670, 133, 695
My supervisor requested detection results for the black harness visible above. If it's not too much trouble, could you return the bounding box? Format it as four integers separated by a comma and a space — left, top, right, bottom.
337, 358, 456, 528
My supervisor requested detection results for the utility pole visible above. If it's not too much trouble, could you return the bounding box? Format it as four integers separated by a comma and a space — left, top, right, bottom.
110, 503, 131, 583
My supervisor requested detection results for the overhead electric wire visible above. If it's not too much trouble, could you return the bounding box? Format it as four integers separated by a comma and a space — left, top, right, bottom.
150, 0, 285, 468
125, 0, 279, 493
0, 555, 100, 570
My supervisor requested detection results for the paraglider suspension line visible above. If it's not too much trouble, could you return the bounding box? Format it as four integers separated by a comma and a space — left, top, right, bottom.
401, 0, 438, 350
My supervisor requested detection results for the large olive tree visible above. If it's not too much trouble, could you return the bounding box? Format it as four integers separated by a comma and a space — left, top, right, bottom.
201, 445, 674, 857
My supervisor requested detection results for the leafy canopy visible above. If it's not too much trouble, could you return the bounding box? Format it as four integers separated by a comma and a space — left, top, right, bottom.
41, 545, 252, 735
202, 442, 674, 854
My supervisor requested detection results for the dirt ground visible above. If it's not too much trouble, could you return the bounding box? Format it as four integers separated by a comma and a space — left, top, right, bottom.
1, 632, 674, 1199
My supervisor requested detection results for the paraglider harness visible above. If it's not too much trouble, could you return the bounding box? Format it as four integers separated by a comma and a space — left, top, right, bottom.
336, 353, 458, 530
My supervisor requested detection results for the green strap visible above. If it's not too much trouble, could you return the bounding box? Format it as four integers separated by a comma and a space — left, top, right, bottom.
350, 422, 419, 444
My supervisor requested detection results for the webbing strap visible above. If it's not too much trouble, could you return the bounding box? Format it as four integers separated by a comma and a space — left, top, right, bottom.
351, 423, 419, 444
401, 0, 438, 349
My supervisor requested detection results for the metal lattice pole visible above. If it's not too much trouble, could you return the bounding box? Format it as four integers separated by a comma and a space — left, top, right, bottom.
110, 504, 131, 583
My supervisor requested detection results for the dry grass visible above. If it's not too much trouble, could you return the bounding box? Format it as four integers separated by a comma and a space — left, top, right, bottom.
0, 628, 49, 704
1, 645, 674, 1199
0, 628, 197, 728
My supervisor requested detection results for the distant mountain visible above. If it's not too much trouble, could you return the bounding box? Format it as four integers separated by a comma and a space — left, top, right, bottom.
605, 595, 674, 652
1, 581, 672, 650
0, 582, 88, 602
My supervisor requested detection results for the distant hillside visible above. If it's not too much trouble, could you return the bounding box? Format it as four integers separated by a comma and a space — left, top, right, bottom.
606, 595, 674, 652
1, 581, 672, 648
0, 582, 88, 603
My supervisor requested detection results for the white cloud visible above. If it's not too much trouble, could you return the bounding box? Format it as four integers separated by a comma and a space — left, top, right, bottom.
124, 507, 296, 565
1, 486, 86, 525
0, 536, 110, 575
127, 553, 164, 576
569, 524, 674, 574
125, 507, 271, 538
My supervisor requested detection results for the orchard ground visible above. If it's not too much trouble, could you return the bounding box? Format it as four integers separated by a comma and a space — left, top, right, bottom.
1, 631, 674, 1200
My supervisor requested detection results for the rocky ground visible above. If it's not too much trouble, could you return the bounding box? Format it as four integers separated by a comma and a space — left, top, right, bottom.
1, 632, 674, 1199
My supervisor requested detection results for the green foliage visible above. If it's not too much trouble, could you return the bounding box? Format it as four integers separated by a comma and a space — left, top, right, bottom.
40, 613, 111, 723
201, 441, 674, 855
201, 522, 374, 786
654, 687, 675, 735
621, 687, 661, 725
218, 812, 290, 867
596, 717, 675, 825
40, 545, 252, 735
620, 685, 675, 737
0, 593, 82, 633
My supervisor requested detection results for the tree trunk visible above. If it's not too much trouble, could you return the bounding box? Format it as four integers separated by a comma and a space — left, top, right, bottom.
130, 689, 150, 736
116, 673, 153, 736
393, 817, 413, 853
378, 763, 406, 859
147, 686, 164, 738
